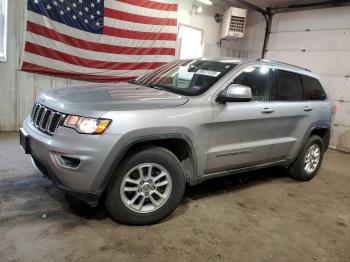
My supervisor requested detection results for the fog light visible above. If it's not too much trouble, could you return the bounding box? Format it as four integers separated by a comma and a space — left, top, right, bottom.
55, 155, 81, 168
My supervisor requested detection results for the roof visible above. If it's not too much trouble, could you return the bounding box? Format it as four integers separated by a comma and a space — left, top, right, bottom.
199, 57, 313, 75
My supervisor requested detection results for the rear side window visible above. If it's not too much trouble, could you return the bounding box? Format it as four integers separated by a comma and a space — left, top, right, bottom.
301, 75, 326, 101
233, 67, 270, 101
272, 69, 303, 101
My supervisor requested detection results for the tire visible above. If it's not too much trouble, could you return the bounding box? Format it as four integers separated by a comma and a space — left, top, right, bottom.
288, 135, 324, 182
105, 147, 186, 225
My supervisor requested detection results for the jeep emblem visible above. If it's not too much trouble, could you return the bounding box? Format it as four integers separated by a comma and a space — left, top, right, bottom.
39, 95, 46, 104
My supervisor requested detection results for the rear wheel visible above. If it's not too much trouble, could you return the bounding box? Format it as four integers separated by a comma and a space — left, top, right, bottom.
288, 135, 324, 181
105, 147, 185, 225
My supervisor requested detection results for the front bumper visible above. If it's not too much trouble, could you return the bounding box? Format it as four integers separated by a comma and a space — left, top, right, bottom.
22, 117, 122, 205
31, 156, 100, 206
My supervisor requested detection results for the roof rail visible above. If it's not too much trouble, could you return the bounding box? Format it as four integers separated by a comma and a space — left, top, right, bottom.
258, 59, 312, 72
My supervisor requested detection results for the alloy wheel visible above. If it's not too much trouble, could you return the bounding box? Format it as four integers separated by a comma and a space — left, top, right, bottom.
304, 144, 321, 174
120, 163, 172, 213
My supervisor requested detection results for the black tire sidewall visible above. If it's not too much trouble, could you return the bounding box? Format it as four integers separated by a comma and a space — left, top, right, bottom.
291, 135, 324, 181
105, 147, 185, 225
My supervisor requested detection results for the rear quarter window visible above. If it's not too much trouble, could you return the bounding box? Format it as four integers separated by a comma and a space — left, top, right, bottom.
301, 75, 327, 101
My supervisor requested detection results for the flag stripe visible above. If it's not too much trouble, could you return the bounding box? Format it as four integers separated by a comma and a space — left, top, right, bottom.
27, 12, 177, 48
103, 26, 177, 41
27, 21, 176, 56
22, 62, 136, 82
24, 52, 151, 76
26, 32, 174, 63
104, 17, 178, 34
117, 0, 178, 11
25, 42, 166, 70
105, 0, 178, 19
104, 8, 177, 26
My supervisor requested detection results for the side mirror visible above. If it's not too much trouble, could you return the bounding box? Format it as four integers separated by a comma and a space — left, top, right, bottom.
216, 84, 252, 103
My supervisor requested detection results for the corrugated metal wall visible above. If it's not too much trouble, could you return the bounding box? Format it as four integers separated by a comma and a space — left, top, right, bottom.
266, 6, 350, 152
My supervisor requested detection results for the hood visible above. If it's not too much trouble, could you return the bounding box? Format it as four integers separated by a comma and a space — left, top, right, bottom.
37, 83, 189, 118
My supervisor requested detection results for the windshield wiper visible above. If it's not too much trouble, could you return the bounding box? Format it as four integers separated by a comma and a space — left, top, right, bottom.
144, 83, 166, 91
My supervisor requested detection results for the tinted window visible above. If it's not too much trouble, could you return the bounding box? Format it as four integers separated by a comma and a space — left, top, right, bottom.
233, 67, 270, 101
272, 70, 303, 101
301, 75, 326, 100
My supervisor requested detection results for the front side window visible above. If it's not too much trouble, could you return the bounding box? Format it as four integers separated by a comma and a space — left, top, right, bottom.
233, 66, 271, 101
0, 0, 7, 62
301, 75, 326, 101
272, 69, 303, 101
133, 59, 237, 96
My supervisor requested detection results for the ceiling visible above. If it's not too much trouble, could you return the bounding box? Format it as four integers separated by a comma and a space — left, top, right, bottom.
246, 0, 306, 8
219, 0, 333, 9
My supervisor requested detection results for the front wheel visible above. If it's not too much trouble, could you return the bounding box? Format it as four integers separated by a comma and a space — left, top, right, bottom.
288, 135, 324, 181
105, 147, 185, 225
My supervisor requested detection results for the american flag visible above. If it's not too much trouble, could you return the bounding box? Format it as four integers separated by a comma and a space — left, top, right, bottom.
20, 0, 178, 82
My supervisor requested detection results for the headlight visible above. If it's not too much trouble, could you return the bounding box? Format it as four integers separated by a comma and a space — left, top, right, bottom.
63, 115, 111, 134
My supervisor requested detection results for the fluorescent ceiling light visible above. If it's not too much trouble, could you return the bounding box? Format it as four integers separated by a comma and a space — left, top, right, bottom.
197, 0, 213, 5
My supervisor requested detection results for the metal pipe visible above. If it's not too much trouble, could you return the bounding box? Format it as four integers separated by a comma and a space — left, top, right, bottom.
233, 0, 273, 59
261, 11, 273, 58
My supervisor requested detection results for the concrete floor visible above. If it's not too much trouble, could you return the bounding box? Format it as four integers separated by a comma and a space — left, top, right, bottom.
0, 132, 349, 262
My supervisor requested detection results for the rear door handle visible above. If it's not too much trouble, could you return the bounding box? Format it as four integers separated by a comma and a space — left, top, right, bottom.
261, 108, 275, 114
304, 106, 313, 112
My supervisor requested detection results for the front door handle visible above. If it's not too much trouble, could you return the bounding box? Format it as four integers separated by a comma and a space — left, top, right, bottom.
304, 106, 313, 112
261, 108, 275, 114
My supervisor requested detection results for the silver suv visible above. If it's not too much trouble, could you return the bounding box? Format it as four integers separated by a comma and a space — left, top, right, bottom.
20, 58, 333, 225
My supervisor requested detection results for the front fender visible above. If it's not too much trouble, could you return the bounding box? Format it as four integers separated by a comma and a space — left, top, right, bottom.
94, 127, 204, 192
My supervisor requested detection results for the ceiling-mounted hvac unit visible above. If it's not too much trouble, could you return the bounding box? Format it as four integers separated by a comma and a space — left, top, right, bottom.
220, 7, 247, 40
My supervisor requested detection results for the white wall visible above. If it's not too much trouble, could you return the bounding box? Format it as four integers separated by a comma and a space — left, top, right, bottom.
177, 0, 242, 58
234, 10, 265, 59
266, 6, 350, 152
0, 0, 243, 131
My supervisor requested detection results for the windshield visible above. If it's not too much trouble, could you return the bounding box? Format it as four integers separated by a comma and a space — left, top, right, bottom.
132, 59, 237, 96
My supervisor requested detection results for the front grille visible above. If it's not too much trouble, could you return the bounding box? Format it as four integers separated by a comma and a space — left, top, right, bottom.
31, 103, 65, 135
